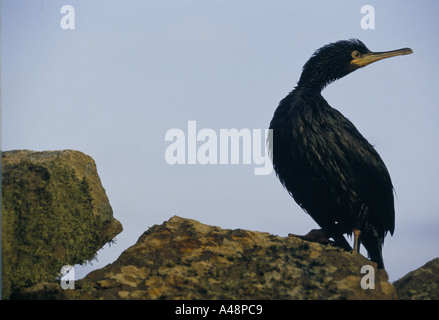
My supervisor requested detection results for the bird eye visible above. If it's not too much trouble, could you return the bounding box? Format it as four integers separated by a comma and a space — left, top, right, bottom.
351, 51, 361, 59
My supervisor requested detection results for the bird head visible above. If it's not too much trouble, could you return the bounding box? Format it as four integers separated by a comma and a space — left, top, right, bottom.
297, 39, 413, 91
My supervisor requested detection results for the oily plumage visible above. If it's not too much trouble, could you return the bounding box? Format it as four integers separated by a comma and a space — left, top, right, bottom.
269, 39, 412, 269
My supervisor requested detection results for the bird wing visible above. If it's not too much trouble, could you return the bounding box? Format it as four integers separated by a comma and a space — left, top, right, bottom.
326, 106, 395, 239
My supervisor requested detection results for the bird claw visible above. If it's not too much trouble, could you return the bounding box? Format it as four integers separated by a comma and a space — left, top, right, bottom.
288, 229, 332, 245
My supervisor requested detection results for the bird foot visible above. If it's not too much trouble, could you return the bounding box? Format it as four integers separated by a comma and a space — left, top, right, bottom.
352, 229, 361, 254
288, 229, 332, 245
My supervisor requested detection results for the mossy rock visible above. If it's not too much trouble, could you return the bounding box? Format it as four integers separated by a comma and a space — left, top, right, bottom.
393, 258, 439, 300
2, 150, 122, 299
16, 216, 397, 300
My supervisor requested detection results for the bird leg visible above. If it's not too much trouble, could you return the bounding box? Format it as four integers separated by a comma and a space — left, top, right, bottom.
353, 229, 361, 254
288, 229, 331, 245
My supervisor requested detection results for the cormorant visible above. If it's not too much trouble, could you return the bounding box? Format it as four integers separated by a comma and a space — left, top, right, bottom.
269, 39, 412, 269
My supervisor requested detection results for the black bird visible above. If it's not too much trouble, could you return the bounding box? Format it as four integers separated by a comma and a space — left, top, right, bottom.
269, 39, 412, 269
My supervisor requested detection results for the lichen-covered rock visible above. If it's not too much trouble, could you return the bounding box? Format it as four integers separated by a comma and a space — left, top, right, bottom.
393, 258, 439, 300
2, 150, 122, 299
16, 216, 396, 300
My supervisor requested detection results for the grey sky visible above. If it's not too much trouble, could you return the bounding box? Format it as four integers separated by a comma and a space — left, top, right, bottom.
2, 0, 438, 283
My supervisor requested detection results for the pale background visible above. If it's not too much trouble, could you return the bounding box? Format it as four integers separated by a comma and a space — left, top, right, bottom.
2, 0, 438, 283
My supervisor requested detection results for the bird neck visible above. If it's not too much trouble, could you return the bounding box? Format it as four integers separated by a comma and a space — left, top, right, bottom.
296, 78, 329, 93
294, 82, 325, 95
296, 64, 343, 92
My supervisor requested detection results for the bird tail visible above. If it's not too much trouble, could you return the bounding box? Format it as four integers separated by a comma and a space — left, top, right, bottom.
361, 227, 385, 269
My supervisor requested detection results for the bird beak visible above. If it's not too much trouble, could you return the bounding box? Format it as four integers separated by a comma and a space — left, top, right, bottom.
351, 47, 413, 67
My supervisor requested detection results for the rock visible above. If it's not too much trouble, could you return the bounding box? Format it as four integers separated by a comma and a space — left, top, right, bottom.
2, 150, 123, 299
393, 258, 439, 300
15, 216, 397, 300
